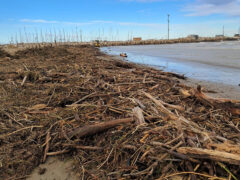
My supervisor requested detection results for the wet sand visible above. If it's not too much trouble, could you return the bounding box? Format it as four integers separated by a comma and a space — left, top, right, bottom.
27, 157, 78, 180
182, 78, 240, 100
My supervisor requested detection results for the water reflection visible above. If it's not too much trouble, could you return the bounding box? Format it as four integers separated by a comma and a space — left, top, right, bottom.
101, 47, 240, 86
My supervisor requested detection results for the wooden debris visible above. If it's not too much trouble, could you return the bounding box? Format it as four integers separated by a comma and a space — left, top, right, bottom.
177, 147, 240, 165
120, 53, 127, 57
1, 45, 239, 180
46, 149, 69, 156
68, 118, 134, 139
179, 88, 191, 98
194, 85, 240, 115
142, 91, 207, 136
63, 144, 103, 151
43, 132, 51, 163
207, 142, 240, 154
21, 75, 27, 86
132, 107, 146, 125
132, 98, 146, 110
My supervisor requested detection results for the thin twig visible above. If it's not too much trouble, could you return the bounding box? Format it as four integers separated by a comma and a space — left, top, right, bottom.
159, 172, 227, 180
98, 147, 114, 169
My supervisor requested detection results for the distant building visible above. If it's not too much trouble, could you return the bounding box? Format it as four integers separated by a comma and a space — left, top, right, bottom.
133, 37, 142, 41
187, 35, 199, 40
215, 35, 224, 38
234, 34, 240, 38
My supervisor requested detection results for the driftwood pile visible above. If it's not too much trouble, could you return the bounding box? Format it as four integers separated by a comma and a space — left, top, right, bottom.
0, 48, 12, 59
0, 45, 239, 179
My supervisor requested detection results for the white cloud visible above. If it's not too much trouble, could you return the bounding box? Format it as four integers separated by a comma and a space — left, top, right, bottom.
20, 19, 58, 23
20, 19, 164, 27
197, 0, 236, 5
184, 0, 240, 16
120, 0, 164, 2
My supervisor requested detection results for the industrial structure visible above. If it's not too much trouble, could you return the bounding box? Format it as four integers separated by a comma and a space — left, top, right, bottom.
133, 37, 142, 41
187, 35, 199, 40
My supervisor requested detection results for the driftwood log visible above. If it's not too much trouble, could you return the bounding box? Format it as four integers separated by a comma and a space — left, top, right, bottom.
68, 118, 134, 139
179, 85, 240, 115
177, 147, 240, 165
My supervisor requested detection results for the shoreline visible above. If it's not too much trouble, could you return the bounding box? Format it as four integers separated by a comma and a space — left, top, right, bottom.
107, 42, 240, 70
1, 37, 239, 50
3, 43, 240, 100
181, 78, 240, 100
106, 53, 240, 100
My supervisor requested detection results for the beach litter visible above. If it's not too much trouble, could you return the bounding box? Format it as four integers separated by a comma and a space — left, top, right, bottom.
0, 45, 239, 179
120, 53, 128, 57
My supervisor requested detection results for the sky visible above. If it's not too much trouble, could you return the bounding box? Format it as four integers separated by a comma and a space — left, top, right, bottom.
0, 0, 240, 44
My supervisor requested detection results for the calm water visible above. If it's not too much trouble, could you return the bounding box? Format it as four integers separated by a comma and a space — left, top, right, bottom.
101, 41, 240, 86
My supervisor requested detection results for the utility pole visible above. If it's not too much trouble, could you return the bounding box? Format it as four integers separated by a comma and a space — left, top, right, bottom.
168, 14, 170, 40
80, 29, 83, 42
223, 25, 225, 36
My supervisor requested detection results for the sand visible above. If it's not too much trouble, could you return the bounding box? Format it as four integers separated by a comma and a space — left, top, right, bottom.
181, 78, 240, 100
27, 157, 78, 180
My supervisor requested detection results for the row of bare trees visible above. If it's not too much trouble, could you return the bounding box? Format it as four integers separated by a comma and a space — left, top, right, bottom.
8, 27, 137, 45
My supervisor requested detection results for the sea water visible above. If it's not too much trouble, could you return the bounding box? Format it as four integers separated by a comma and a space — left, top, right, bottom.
101, 41, 240, 86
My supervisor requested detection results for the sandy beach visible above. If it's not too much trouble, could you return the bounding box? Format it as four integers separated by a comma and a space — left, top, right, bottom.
181, 78, 240, 99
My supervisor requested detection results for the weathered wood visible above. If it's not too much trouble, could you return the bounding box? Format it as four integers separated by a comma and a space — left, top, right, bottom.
43, 132, 50, 163
132, 107, 146, 125
159, 146, 200, 163
207, 143, 240, 154
63, 144, 103, 150
142, 91, 177, 120
195, 85, 240, 104
177, 147, 240, 165
179, 88, 191, 98
21, 75, 27, 86
144, 91, 184, 111
142, 91, 204, 132
194, 85, 240, 115
68, 118, 133, 139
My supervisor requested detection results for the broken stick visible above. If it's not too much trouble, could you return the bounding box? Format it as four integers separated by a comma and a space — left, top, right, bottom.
43, 132, 50, 163
142, 91, 210, 138
177, 147, 240, 165
194, 86, 240, 115
21, 75, 27, 86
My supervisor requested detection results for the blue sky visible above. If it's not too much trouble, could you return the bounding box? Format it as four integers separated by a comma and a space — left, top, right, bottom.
0, 0, 240, 43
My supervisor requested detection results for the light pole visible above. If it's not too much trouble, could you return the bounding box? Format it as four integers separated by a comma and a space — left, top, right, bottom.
223, 25, 225, 36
